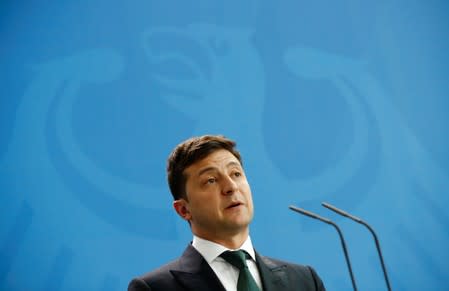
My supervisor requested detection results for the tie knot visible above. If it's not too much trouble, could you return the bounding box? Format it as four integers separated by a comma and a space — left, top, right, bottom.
220, 250, 249, 270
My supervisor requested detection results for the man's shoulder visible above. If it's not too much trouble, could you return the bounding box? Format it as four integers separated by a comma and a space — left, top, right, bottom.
258, 254, 312, 273
140, 257, 181, 280
257, 254, 326, 291
128, 258, 183, 291
128, 245, 204, 291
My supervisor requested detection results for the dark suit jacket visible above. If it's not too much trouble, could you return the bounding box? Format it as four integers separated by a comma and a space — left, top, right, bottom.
128, 244, 325, 291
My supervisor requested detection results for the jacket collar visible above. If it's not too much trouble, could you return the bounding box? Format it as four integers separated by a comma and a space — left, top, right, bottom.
170, 244, 289, 291
256, 252, 289, 291
170, 244, 226, 291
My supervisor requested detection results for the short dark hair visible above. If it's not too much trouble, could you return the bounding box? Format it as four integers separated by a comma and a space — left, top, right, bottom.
167, 135, 242, 200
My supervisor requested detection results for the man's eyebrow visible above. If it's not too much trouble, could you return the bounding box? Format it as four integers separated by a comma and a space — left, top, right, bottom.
226, 161, 242, 169
197, 166, 217, 177
197, 161, 242, 177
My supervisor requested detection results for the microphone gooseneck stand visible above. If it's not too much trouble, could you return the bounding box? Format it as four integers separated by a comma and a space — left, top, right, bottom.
289, 205, 358, 291
322, 202, 392, 291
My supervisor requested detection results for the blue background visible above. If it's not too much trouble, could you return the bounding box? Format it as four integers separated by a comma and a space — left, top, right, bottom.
1, 1, 449, 290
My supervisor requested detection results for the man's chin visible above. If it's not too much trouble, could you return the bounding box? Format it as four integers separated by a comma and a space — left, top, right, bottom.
222, 218, 252, 231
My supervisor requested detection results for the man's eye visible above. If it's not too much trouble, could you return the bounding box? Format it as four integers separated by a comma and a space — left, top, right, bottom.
206, 178, 216, 184
234, 172, 242, 177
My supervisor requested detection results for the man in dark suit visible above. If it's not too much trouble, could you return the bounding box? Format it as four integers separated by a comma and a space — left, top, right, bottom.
128, 135, 325, 291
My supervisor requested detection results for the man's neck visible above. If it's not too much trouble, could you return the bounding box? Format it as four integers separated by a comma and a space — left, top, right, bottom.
192, 229, 249, 249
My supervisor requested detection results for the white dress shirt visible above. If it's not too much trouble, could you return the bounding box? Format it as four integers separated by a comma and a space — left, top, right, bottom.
192, 235, 263, 291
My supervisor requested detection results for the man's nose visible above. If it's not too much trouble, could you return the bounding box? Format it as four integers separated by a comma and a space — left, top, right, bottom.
222, 175, 238, 195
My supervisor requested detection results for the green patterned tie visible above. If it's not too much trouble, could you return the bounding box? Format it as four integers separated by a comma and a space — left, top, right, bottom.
220, 250, 260, 291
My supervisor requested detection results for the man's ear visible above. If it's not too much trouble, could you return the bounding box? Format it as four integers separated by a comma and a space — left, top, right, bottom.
173, 199, 192, 221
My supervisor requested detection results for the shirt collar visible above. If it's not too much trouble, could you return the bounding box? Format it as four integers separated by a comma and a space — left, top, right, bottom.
192, 235, 257, 264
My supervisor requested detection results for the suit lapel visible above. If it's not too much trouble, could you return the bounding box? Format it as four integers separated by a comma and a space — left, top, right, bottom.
256, 252, 290, 291
169, 245, 292, 291
170, 244, 226, 291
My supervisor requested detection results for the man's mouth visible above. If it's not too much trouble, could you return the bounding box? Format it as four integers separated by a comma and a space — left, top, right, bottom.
226, 202, 243, 209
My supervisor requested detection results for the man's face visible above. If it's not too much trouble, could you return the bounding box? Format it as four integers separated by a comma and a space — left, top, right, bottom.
176, 149, 254, 241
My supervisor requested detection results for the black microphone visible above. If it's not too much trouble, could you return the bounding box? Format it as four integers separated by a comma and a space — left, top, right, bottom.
322, 202, 392, 291
289, 205, 358, 291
